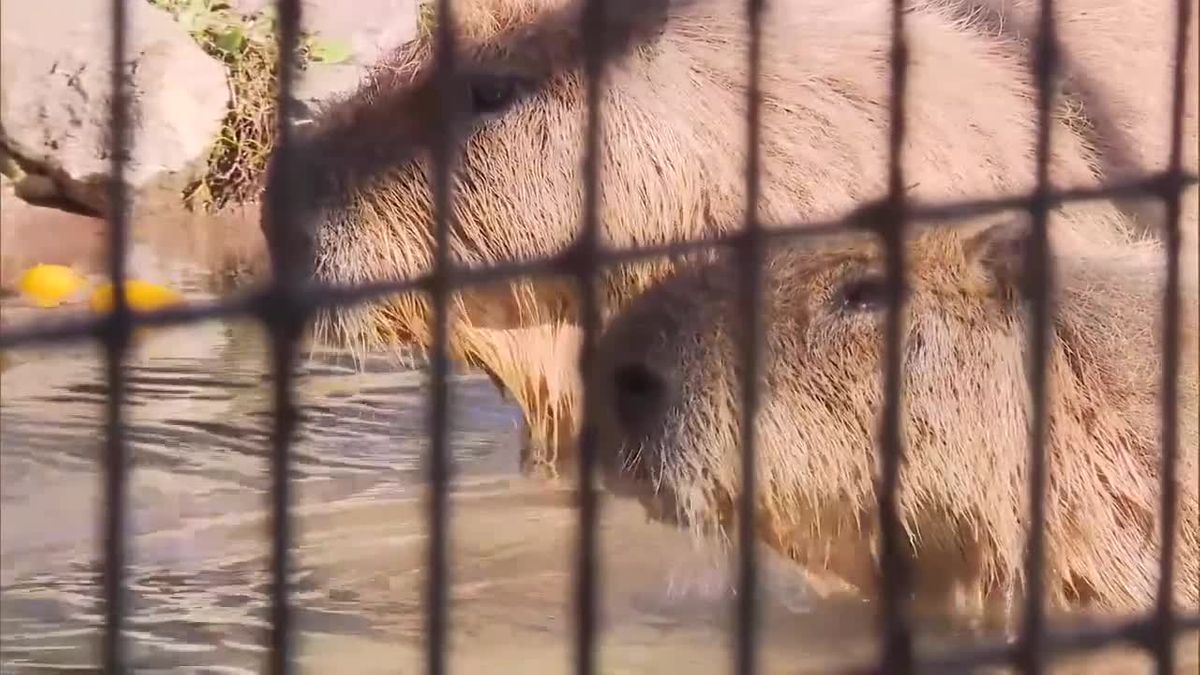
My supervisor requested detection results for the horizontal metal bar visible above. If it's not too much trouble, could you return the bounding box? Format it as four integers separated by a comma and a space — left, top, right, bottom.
920, 612, 1200, 674
1, 173, 1193, 352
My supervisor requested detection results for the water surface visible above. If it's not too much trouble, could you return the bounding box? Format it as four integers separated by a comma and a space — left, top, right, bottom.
0, 209, 1187, 674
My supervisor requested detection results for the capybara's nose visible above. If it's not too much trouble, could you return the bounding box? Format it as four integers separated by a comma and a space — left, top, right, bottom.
260, 153, 323, 281
611, 362, 668, 435
260, 205, 317, 280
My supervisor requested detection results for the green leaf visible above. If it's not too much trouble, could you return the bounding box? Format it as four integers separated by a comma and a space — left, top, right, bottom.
212, 25, 247, 56
308, 38, 353, 64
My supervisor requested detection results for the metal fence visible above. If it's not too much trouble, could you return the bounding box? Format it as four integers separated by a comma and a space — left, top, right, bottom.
0, 0, 1196, 672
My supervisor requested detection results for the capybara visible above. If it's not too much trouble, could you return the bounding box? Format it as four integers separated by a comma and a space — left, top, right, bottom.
591, 214, 1199, 627
264, 0, 1198, 476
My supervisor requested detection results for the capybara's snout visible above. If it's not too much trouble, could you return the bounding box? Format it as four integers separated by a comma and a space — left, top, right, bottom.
610, 362, 669, 437
259, 79, 437, 286
594, 296, 701, 496
595, 357, 668, 492
260, 145, 341, 282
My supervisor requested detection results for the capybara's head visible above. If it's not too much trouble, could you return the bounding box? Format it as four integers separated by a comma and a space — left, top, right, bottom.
259, 0, 771, 475
593, 217, 1199, 619
260, 0, 722, 348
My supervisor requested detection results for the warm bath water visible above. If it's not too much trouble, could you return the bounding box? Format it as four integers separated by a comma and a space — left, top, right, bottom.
0, 217, 868, 674
0, 211, 1189, 674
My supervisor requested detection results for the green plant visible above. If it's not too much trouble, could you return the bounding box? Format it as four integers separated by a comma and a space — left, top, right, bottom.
149, 0, 354, 211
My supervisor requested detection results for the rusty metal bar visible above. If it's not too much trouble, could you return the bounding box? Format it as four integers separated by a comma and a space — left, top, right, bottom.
1153, 0, 1194, 671
876, 0, 914, 670
425, 0, 460, 672
100, 0, 132, 671
735, 0, 766, 672
573, 0, 607, 673
1017, 0, 1059, 669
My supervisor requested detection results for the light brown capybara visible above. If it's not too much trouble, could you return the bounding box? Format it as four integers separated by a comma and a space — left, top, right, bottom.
263, 0, 1198, 477
590, 214, 1200, 627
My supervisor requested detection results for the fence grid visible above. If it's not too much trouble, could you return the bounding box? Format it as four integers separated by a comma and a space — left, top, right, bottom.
0, 0, 1194, 673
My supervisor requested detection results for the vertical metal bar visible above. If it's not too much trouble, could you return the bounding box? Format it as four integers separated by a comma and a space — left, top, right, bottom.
1153, 0, 1193, 671
426, 0, 458, 672
266, 0, 303, 672
1018, 0, 1059, 669
574, 1, 606, 674
877, 0, 913, 670
267, 327, 300, 675
735, 0, 766, 673
101, 0, 132, 671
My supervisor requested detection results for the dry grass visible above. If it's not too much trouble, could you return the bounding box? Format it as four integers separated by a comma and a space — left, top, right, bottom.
417, 0, 438, 38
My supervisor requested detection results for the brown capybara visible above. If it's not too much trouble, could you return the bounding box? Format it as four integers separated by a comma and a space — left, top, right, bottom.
591, 214, 1200, 627
264, 0, 1199, 477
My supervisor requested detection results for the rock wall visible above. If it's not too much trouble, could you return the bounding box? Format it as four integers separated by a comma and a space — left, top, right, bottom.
0, 0, 231, 213
231, 0, 421, 111
0, 0, 421, 214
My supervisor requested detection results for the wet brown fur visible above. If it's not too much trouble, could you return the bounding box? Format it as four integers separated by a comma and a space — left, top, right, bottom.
279, 0, 1198, 476
592, 217, 1199, 625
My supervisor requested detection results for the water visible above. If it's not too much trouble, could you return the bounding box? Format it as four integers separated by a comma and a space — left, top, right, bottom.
0, 209, 1188, 674
0, 208, 868, 674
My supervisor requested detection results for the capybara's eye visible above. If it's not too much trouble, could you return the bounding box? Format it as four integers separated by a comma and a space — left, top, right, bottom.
837, 276, 890, 313
468, 76, 520, 115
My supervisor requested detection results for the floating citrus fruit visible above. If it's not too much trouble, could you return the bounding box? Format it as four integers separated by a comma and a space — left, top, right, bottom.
89, 280, 185, 314
17, 264, 87, 308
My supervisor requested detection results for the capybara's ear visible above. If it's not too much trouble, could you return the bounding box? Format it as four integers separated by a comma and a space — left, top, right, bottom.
961, 218, 1033, 300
